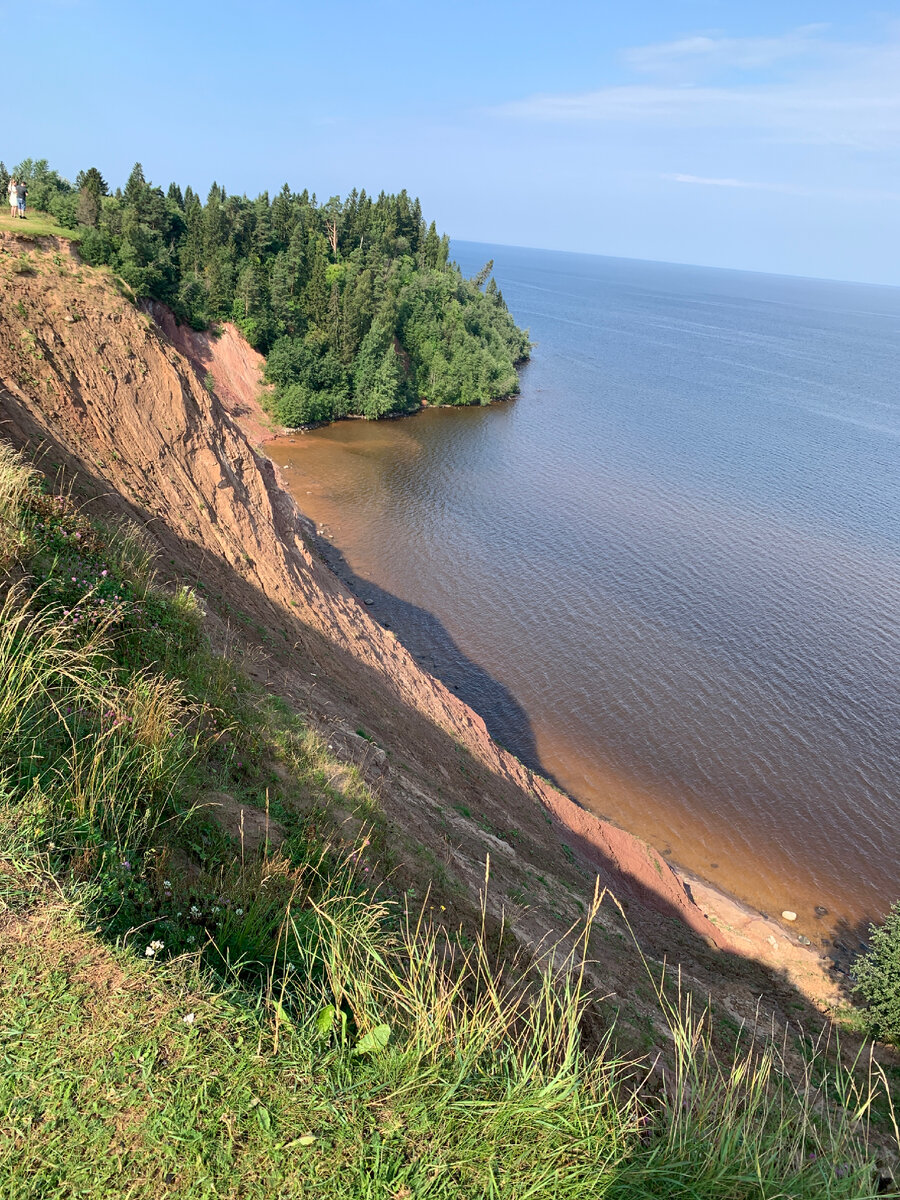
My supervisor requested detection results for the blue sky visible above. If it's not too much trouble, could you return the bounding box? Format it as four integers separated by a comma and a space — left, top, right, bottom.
4, 1, 900, 283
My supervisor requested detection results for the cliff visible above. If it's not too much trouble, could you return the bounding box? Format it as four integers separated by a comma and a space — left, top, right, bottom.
0, 231, 841, 1031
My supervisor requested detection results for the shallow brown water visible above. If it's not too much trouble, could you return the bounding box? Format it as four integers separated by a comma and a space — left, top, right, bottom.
268, 243, 900, 946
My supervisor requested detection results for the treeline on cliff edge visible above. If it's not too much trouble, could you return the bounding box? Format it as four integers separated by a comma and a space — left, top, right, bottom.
1, 158, 530, 424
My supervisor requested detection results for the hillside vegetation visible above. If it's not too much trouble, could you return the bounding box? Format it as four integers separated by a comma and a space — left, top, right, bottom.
0, 442, 896, 1198
1, 157, 530, 424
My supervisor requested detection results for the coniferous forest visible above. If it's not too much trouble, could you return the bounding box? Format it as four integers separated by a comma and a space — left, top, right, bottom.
1, 158, 531, 424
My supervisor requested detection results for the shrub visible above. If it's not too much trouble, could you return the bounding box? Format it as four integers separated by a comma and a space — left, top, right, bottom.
854, 900, 900, 1044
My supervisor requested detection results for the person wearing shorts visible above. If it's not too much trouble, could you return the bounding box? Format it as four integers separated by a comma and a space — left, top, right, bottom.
16, 181, 26, 218
7, 178, 17, 218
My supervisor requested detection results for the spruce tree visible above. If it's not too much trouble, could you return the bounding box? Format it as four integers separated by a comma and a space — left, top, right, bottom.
123, 163, 147, 208
76, 167, 109, 196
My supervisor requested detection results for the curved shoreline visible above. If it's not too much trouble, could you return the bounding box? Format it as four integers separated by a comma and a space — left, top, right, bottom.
306, 519, 844, 1008
148, 302, 845, 1010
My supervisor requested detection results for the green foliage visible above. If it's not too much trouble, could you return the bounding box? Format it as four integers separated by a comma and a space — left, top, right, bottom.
11, 158, 75, 221
10, 156, 530, 423
854, 901, 900, 1044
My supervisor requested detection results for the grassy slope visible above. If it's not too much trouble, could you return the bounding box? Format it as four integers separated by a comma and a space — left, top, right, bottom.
0, 209, 81, 240
0, 441, 896, 1199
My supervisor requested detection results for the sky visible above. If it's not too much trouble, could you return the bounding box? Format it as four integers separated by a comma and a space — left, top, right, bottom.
4, 0, 900, 284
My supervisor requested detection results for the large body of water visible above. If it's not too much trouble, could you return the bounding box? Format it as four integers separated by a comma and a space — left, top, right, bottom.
268, 242, 900, 940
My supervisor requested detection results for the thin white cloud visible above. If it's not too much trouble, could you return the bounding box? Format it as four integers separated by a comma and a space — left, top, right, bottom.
662, 173, 900, 203
623, 26, 829, 79
663, 173, 801, 192
492, 28, 900, 150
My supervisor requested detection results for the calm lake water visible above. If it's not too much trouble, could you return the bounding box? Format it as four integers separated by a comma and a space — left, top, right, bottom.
268, 242, 900, 939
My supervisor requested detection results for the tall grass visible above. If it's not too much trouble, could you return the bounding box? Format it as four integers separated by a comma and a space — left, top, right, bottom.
0, 443, 37, 568
610, 969, 898, 1197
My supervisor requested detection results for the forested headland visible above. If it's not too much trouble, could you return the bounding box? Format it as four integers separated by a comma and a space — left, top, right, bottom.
0, 158, 530, 424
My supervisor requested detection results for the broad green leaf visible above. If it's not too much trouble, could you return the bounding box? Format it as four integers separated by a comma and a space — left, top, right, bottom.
353, 1023, 391, 1056
315, 1005, 335, 1036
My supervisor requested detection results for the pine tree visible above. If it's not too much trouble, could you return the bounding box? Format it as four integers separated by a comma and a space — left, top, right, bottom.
76, 167, 109, 196
123, 162, 147, 208
423, 221, 441, 269
303, 235, 329, 326
76, 188, 100, 228
271, 184, 294, 248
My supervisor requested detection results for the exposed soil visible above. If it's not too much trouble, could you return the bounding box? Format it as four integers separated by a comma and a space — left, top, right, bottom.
143, 301, 277, 446
0, 232, 853, 1045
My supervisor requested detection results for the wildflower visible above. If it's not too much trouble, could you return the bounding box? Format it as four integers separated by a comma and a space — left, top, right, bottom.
145, 940, 164, 958
101, 569, 108, 577
187, 935, 196, 944
182, 1012, 195, 1026
212, 906, 220, 915
234, 907, 244, 917
121, 859, 131, 871
163, 880, 171, 889
190, 904, 201, 917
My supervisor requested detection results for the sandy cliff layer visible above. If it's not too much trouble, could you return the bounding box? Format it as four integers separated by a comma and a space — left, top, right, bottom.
0, 233, 842, 1027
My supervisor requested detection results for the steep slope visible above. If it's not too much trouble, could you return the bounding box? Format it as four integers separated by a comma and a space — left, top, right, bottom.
143, 300, 276, 446
0, 232, 841, 1027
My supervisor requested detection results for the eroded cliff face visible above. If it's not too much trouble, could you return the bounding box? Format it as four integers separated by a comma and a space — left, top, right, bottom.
0, 233, 840, 1028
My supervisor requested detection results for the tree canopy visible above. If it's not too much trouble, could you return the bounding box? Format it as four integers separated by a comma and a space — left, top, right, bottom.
9, 157, 530, 424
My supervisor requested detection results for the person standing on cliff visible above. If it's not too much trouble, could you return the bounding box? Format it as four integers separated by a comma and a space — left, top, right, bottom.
7, 177, 17, 218
15, 179, 27, 219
